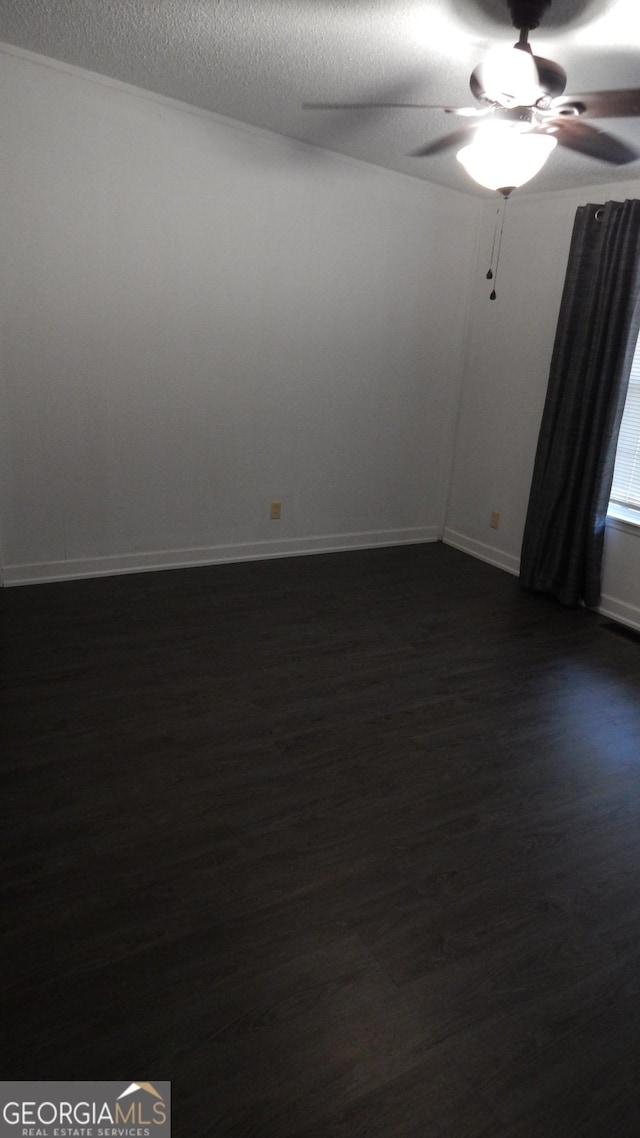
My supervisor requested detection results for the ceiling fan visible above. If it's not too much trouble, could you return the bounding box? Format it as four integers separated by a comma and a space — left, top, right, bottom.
305, 0, 640, 192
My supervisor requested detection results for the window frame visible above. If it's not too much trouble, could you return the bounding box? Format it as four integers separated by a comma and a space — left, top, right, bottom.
608, 325, 640, 530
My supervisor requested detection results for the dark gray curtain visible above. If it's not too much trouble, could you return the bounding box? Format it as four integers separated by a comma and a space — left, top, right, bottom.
520, 198, 640, 608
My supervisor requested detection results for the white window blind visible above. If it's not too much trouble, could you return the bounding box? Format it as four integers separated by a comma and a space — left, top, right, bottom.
610, 331, 640, 513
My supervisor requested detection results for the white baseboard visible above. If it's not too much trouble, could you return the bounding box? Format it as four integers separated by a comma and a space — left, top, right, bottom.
597, 593, 640, 634
2, 527, 439, 585
442, 528, 520, 576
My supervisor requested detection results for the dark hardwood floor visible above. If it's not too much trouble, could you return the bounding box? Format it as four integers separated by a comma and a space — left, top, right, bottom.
3, 542, 640, 1136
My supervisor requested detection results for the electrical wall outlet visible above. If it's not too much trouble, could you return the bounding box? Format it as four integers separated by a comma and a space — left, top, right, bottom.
270, 501, 282, 520
490, 510, 500, 529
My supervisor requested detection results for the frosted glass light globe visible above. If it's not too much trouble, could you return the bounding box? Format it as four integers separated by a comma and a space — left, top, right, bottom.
457, 126, 557, 192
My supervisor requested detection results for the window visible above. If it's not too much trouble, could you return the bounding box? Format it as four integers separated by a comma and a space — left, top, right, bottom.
610, 327, 640, 524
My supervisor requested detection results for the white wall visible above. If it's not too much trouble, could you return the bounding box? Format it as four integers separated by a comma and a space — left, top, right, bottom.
444, 176, 640, 629
0, 47, 480, 584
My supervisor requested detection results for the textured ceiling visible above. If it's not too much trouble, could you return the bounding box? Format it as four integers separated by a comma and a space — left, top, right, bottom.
1, 0, 639, 196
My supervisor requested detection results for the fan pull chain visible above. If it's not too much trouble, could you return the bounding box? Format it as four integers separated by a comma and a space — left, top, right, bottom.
488, 191, 510, 300
486, 200, 501, 284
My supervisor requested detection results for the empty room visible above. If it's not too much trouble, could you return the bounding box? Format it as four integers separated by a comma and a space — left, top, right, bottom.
2, 1, 640, 1135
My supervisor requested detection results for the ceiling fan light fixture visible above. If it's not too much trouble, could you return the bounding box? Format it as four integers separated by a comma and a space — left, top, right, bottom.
456, 127, 557, 192
478, 45, 543, 108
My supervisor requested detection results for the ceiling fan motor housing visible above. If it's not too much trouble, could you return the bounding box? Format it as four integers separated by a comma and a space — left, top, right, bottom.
507, 0, 552, 30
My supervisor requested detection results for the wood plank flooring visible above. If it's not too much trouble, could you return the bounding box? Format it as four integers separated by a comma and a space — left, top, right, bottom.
2, 542, 640, 1136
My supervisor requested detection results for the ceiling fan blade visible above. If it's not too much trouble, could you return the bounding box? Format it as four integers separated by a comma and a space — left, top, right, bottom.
549, 89, 640, 119
446, 106, 495, 118
303, 102, 452, 111
545, 119, 639, 164
303, 102, 495, 130
410, 126, 478, 158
